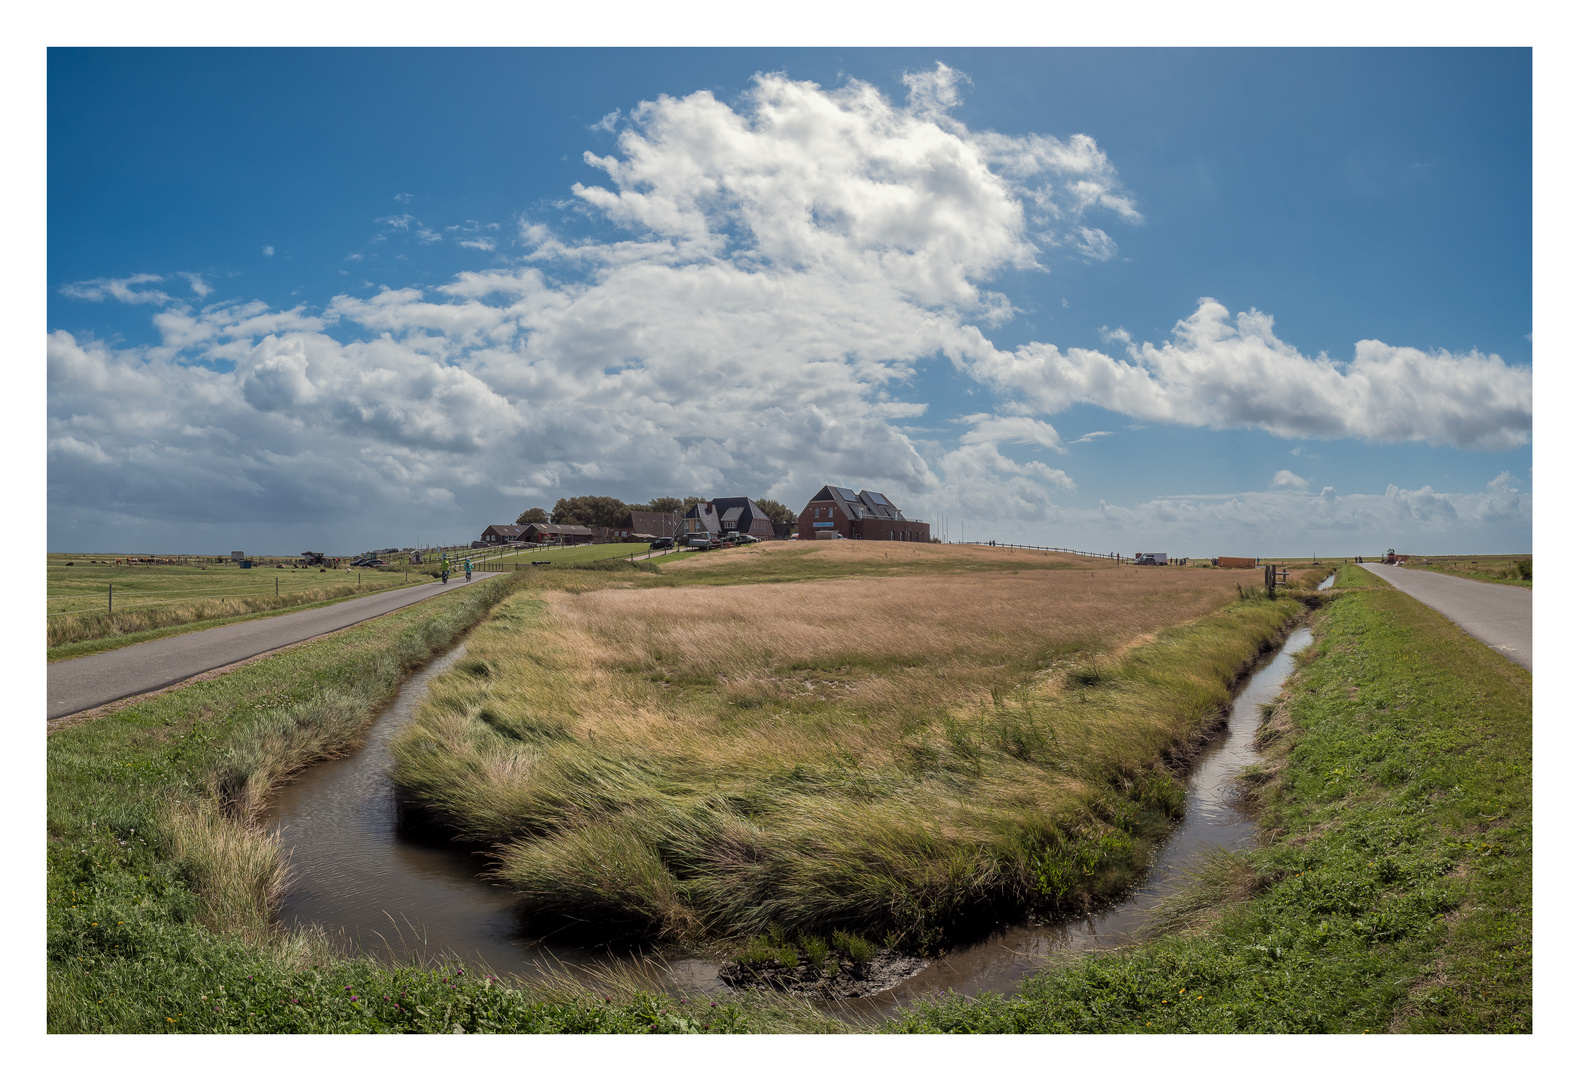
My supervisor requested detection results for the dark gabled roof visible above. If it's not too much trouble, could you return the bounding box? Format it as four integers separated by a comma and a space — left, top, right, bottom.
483, 524, 526, 538
526, 522, 593, 535
684, 497, 771, 534
620, 511, 685, 536
803, 485, 914, 523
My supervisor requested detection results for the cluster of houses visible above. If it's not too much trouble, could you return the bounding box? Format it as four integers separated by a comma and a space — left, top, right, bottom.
474, 486, 930, 549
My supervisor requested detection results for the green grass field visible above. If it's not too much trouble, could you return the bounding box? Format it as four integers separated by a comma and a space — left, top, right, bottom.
1405, 553, 1532, 589
47, 553, 425, 660
464, 541, 665, 570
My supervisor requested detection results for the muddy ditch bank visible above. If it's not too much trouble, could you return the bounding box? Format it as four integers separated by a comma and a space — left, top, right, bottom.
266, 625, 1313, 1014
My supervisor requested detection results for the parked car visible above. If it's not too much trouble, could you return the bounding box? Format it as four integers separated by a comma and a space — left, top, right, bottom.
649, 537, 675, 550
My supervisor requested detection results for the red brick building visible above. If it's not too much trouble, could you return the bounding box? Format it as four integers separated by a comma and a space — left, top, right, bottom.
797, 485, 930, 542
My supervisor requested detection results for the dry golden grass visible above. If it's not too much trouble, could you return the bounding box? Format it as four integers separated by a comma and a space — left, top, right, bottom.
391, 556, 1297, 946
163, 801, 287, 942
661, 538, 1109, 577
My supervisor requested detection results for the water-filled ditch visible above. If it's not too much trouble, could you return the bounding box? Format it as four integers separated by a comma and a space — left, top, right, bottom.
266, 624, 1315, 1016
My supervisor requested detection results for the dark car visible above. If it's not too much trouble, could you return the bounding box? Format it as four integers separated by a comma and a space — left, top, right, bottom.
649, 537, 675, 550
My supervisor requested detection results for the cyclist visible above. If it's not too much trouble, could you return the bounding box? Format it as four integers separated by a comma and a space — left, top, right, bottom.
440, 554, 450, 584
464, 558, 472, 582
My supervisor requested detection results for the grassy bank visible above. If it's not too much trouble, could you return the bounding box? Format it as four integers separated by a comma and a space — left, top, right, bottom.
49, 570, 850, 1032
48, 558, 422, 659
390, 543, 1300, 951
1406, 553, 1532, 589
465, 541, 661, 571
887, 564, 1530, 1032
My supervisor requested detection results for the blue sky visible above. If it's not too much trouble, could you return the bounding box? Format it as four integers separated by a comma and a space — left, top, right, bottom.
47, 47, 1532, 556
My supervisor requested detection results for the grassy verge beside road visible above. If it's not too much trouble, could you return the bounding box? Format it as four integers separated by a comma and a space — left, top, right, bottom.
1405, 553, 1532, 589
391, 543, 1299, 952
466, 542, 658, 571
888, 563, 1530, 1032
48, 556, 423, 660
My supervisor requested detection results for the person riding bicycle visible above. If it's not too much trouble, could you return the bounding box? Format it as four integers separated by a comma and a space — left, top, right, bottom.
439, 554, 450, 584
464, 558, 472, 582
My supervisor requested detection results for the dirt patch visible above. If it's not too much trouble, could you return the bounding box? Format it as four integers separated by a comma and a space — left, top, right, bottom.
717, 949, 930, 999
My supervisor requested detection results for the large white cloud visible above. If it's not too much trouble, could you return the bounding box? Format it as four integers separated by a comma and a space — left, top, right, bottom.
48, 65, 1530, 552
961, 300, 1531, 450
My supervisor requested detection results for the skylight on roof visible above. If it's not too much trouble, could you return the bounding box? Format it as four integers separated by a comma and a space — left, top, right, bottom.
832, 486, 858, 501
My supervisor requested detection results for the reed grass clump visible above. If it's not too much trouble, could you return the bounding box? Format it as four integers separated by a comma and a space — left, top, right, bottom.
392, 558, 1299, 950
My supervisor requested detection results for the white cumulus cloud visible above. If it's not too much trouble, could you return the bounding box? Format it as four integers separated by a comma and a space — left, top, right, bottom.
963, 299, 1531, 450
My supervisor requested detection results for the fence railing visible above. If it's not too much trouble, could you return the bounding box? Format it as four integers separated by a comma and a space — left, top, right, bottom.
945, 541, 1123, 561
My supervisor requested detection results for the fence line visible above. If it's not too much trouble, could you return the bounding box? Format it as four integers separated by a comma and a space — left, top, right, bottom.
46, 577, 402, 618
945, 541, 1123, 561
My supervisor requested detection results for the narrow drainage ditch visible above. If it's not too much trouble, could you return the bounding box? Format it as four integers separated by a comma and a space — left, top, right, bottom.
266, 624, 1315, 1017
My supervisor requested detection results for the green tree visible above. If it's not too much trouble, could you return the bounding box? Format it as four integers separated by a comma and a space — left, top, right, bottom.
754, 498, 797, 525
550, 495, 630, 529
516, 508, 549, 525
628, 496, 685, 513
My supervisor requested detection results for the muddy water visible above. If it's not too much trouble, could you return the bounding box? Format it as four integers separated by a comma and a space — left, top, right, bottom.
265, 644, 621, 981
268, 626, 1313, 1016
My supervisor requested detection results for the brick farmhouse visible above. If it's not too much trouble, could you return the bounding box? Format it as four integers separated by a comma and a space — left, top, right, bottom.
797, 485, 930, 542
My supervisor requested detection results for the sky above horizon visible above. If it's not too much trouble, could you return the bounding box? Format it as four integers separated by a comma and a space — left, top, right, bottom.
47, 47, 1532, 556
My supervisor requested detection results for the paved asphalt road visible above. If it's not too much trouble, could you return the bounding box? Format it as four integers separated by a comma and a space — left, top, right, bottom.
48, 571, 501, 719
1358, 563, 1531, 671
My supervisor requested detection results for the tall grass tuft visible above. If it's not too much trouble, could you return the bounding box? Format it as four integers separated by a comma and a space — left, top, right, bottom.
163, 801, 287, 941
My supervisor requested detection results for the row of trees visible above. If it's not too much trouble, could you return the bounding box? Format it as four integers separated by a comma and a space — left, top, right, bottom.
516, 495, 798, 530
